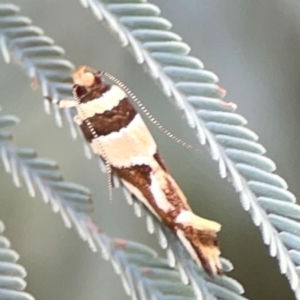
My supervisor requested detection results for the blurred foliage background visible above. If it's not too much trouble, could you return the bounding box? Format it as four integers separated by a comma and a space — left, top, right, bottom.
1, 0, 300, 299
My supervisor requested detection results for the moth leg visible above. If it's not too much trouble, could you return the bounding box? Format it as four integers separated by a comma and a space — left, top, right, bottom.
73, 114, 83, 125
44, 97, 76, 109
53, 99, 82, 128
57, 99, 77, 109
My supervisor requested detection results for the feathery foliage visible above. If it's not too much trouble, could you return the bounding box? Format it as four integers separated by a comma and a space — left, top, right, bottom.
0, 3, 247, 299
2, 1, 299, 299
0, 109, 201, 300
0, 113, 94, 241
75, 0, 300, 297
0, 220, 34, 300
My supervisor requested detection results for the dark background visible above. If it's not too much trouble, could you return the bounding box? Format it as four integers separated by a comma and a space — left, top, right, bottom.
1, 1, 300, 299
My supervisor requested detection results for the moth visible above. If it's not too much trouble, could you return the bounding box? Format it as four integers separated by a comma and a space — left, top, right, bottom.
57, 66, 222, 276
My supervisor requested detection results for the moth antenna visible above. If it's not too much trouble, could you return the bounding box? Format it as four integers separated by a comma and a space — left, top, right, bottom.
99, 143, 113, 202
72, 88, 113, 202
76, 65, 105, 81
84, 65, 97, 73
102, 72, 195, 151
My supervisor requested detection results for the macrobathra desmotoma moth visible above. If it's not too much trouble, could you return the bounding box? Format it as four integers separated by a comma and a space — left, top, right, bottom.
57, 65, 222, 276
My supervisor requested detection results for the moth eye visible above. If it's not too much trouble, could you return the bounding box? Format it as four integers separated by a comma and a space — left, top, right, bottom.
73, 84, 87, 98
94, 72, 103, 84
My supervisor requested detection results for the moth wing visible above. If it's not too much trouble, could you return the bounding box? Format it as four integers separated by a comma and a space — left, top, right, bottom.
176, 210, 222, 275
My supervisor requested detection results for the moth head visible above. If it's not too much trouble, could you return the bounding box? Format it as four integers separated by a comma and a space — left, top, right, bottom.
73, 65, 97, 87
72, 65, 105, 102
